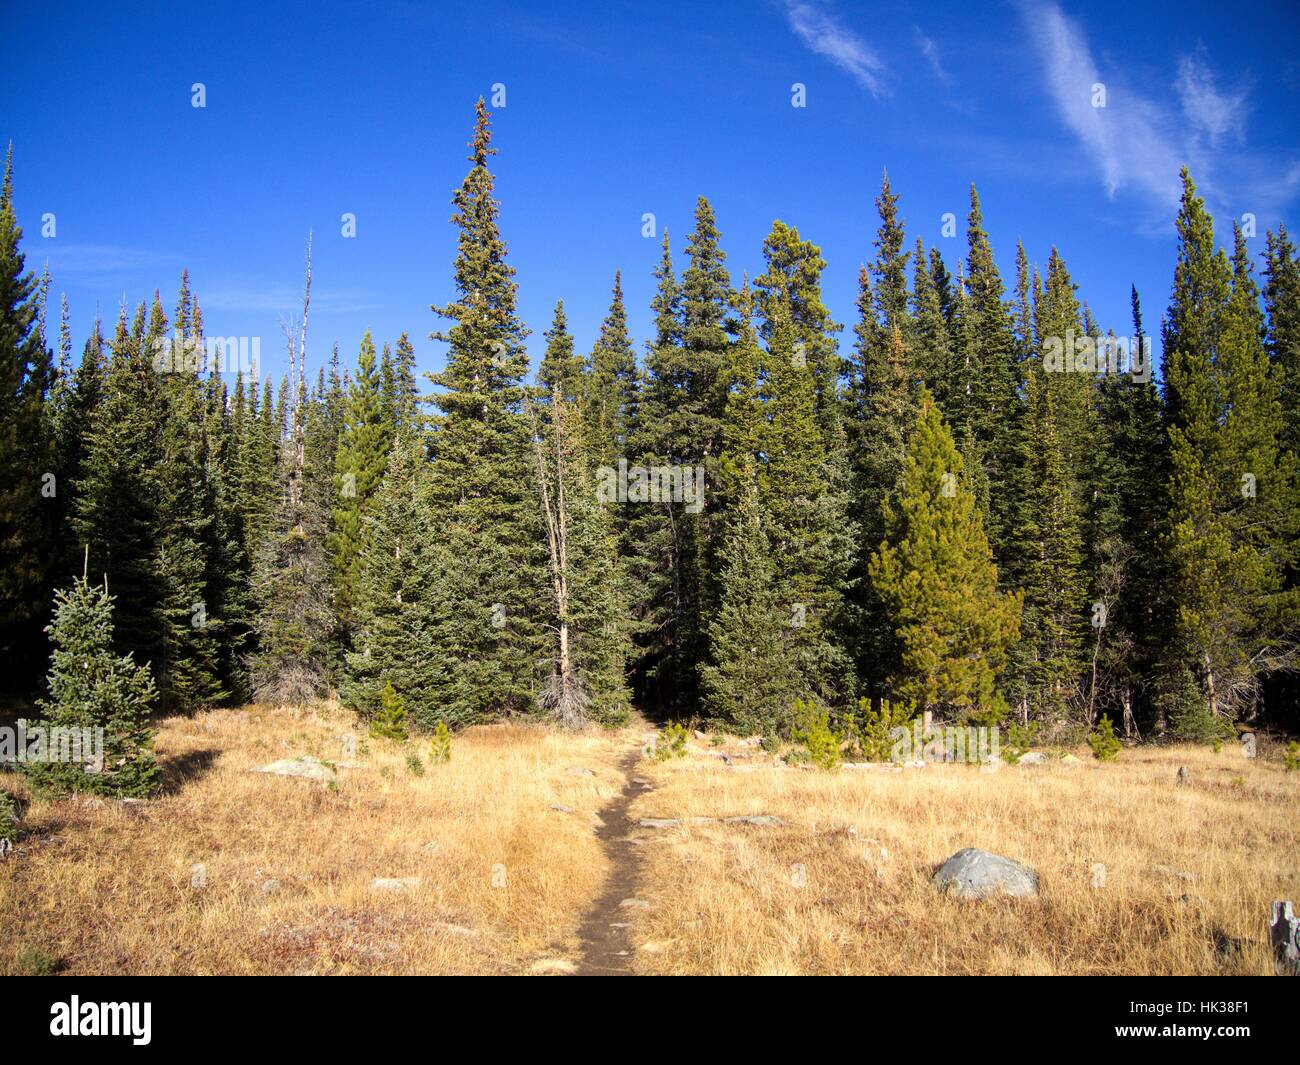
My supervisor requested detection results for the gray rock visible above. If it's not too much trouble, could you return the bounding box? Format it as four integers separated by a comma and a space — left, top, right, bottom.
252, 757, 334, 781
619, 898, 651, 910
723, 814, 783, 826
933, 848, 1039, 899
638, 817, 682, 829
550, 803, 576, 814
371, 876, 420, 892
260, 879, 280, 894
1018, 752, 1048, 765
566, 766, 594, 778
1059, 754, 1082, 767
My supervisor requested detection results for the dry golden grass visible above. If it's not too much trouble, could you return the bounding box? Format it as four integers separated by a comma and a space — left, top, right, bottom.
3, 708, 1296, 976
622, 740, 1300, 975
0, 702, 637, 975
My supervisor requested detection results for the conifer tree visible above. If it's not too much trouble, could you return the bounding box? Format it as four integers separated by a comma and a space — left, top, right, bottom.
1163, 171, 1299, 726
868, 388, 1021, 723
0, 146, 54, 688
341, 431, 432, 719
23, 566, 158, 797
585, 271, 638, 470
330, 330, 391, 631
701, 460, 803, 735
422, 99, 546, 722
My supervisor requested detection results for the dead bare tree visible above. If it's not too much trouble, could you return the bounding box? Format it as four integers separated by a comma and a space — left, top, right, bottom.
526, 390, 589, 729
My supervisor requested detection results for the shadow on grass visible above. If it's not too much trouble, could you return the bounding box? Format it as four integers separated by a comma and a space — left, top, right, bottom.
157, 748, 221, 796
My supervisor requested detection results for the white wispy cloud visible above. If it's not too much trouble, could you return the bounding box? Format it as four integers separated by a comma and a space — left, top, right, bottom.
40, 243, 181, 277
1175, 48, 1248, 149
1019, 0, 1300, 225
914, 27, 949, 84
1018, 0, 1183, 209
783, 1, 887, 97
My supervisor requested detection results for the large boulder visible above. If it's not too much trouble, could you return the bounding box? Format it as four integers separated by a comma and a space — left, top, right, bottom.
934, 848, 1039, 899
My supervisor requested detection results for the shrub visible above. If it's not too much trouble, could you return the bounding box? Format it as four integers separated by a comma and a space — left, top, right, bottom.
1001, 720, 1040, 764
429, 721, 452, 765
405, 753, 424, 776
369, 680, 409, 742
16, 945, 60, 976
1284, 741, 1300, 773
0, 789, 19, 846
1088, 714, 1122, 761
651, 722, 688, 762
791, 698, 841, 770
851, 697, 918, 762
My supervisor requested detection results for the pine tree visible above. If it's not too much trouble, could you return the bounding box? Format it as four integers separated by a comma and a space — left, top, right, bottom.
760, 272, 856, 706
868, 387, 1022, 724
626, 201, 734, 714
422, 99, 546, 723
341, 431, 433, 720
701, 460, 803, 735
962, 185, 1022, 563
1163, 171, 1300, 725
330, 330, 392, 631
0, 145, 54, 689
23, 566, 158, 797
585, 271, 638, 470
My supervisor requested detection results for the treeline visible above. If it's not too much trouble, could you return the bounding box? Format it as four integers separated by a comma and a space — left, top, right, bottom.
0, 101, 1297, 744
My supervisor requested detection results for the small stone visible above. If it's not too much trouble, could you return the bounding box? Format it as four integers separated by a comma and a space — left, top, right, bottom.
723, 814, 783, 826
566, 766, 594, 778
550, 804, 576, 814
639, 940, 670, 954
933, 848, 1039, 900
619, 898, 651, 910
1018, 752, 1047, 765
260, 879, 280, 894
638, 817, 681, 828
371, 876, 420, 892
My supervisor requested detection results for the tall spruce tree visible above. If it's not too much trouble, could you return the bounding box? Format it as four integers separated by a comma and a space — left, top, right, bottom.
1162, 171, 1299, 729
422, 99, 545, 723
0, 146, 54, 689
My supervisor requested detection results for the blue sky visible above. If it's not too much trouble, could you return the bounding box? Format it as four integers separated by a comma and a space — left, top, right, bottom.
3, 0, 1298, 382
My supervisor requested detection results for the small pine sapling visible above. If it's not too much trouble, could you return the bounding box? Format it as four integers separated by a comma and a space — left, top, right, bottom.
429, 721, 451, 765
1088, 714, 1122, 761
369, 680, 409, 742
792, 698, 842, 770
